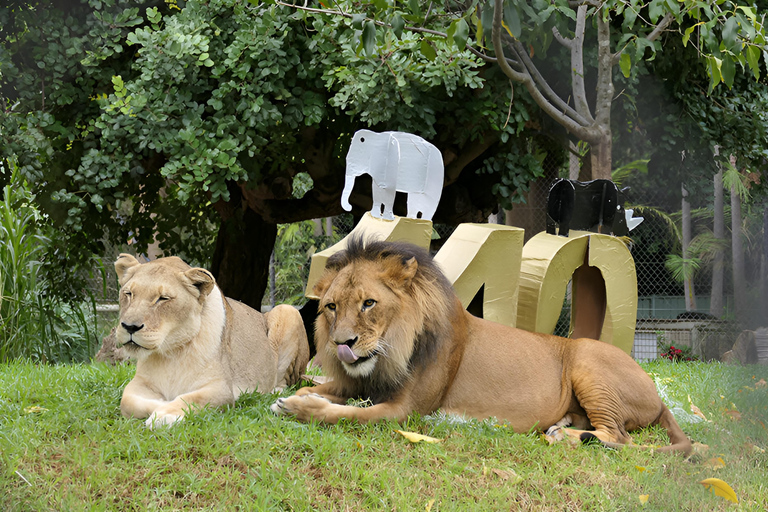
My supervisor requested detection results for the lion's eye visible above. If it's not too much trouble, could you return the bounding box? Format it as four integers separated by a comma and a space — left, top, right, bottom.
362, 299, 376, 310
156, 296, 170, 304
124, 291, 132, 298
326, 303, 336, 311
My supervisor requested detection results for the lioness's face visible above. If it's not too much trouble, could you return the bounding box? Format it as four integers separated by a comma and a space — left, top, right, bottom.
316, 259, 417, 378
114, 254, 215, 357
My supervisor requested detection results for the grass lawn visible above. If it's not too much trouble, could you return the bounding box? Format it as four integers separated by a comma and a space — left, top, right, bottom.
1, 359, 767, 511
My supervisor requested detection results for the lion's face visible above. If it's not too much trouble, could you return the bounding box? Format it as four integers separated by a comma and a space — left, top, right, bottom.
114, 254, 216, 358
315, 257, 420, 379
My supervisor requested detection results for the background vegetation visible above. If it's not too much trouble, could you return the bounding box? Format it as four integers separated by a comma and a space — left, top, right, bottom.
3, 0, 767, 316
0, 161, 102, 363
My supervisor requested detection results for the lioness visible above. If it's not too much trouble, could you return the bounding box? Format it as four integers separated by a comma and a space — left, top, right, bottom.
115, 254, 309, 428
272, 239, 693, 454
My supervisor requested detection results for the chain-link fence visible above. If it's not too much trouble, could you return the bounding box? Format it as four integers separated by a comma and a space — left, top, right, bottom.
89, 155, 763, 362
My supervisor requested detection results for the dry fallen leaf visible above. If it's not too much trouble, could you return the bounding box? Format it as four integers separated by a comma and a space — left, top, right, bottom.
639, 494, 649, 506
491, 468, 523, 484
755, 378, 767, 388
635, 465, 647, 473
724, 409, 742, 421
703, 457, 726, 470
425, 498, 435, 512
691, 442, 710, 456
700, 478, 739, 503
690, 403, 708, 421
395, 430, 442, 444
23, 406, 48, 414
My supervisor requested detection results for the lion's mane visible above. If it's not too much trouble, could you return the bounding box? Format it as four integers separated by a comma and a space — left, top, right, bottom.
314, 237, 459, 403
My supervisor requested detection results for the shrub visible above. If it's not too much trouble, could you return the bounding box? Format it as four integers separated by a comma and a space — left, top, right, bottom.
0, 161, 100, 362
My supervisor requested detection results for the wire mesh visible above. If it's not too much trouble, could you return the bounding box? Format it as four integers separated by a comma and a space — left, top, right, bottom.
87, 154, 764, 362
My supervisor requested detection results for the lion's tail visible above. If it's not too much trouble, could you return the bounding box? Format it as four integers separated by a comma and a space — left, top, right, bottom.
653, 404, 693, 455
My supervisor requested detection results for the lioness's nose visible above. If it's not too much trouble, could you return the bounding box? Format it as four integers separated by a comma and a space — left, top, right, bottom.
121, 322, 144, 334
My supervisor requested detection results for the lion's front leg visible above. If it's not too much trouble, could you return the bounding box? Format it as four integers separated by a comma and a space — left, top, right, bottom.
271, 393, 412, 425
145, 384, 234, 429
121, 379, 169, 420
294, 382, 348, 404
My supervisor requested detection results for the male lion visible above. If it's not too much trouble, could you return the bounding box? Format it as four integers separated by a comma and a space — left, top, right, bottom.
272, 239, 692, 454
115, 254, 309, 428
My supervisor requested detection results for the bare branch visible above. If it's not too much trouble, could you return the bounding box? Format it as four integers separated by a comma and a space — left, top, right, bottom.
492, 0, 595, 140
552, 26, 574, 49
646, 12, 675, 42
508, 37, 592, 127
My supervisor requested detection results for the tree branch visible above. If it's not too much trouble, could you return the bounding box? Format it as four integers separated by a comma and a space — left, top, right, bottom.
509, 37, 593, 128
491, 0, 595, 141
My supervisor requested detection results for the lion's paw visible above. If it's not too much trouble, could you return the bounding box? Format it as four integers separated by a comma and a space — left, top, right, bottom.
544, 425, 565, 440
270, 393, 332, 421
145, 411, 183, 429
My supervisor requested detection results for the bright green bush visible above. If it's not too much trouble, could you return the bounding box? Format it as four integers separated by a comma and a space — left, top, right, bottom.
0, 161, 100, 362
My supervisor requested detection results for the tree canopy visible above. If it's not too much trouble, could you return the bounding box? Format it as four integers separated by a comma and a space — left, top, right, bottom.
2, 0, 766, 307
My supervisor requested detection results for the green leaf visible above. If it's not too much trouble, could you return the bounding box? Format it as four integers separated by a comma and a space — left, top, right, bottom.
663, 0, 679, 18
720, 55, 735, 88
503, 3, 521, 38
454, 18, 469, 51
619, 52, 631, 78
420, 38, 437, 61
707, 56, 722, 92
351, 13, 365, 30
746, 45, 760, 79
737, 5, 756, 22
362, 21, 376, 57
391, 13, 404, 39
648, 0, 664, 23
681, 24, 700, 47
407, 0, 420, 16
722, 17, 740, 54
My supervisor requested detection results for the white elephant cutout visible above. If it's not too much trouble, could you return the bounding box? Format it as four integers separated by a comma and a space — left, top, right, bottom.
340, 129, 444, 221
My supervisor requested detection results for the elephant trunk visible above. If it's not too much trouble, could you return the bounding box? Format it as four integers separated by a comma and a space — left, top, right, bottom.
340, 173, 356, 212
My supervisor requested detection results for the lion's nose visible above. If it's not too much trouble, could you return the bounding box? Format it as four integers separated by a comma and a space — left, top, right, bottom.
121, 322, 144, 334
335, 336, 358, 348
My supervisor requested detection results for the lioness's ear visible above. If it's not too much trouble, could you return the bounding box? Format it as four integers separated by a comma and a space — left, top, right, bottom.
383, 256, 418, 287
184, 268, 216, 299
115, 254, 141, 285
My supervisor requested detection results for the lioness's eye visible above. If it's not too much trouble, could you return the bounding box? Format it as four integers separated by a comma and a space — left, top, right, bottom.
326, 303, 336, 311
124, 291, 132, 298
156, 296, 170, 304
362, 299, 376, 310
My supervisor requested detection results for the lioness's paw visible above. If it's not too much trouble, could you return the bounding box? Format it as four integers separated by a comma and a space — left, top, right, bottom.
270, 393, 332, 421
145, 411, 183, 429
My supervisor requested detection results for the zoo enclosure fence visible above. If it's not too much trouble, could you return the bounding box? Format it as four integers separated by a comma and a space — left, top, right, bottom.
88, 176, 755, 363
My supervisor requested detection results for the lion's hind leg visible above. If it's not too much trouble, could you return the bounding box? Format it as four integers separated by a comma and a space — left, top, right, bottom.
265, 305, 310, 391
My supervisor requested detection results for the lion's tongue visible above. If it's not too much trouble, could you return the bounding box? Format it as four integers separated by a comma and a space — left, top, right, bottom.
337, 344, 359, 364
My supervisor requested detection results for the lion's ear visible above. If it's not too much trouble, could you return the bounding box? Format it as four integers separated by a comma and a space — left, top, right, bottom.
312, 271, 336, 299
115, 254, 141, 285
183, 268, 216, 299
383, 256, 418, 287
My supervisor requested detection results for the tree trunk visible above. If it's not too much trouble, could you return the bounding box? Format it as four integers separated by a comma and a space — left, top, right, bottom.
730, 158, 747, 325
710, 168, 725, 317
589, 133, 613, 180
210, 206, 277, 310
681, 184, 696, 311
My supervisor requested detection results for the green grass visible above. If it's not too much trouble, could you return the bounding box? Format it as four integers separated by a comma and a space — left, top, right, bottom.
1, 361, 767, 511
